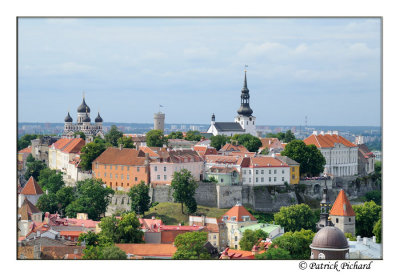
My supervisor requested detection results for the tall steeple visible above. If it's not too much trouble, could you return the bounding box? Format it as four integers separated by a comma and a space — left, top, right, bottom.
316, 179, 332, 231
237, 69, 253, 117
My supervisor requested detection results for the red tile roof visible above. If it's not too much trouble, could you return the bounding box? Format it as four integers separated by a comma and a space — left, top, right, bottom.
20, 176, 43, 195
116, 243, 177, 257
59, 231, 84, 237
159, 225, 204, 231
18, 198, 41, 220
94, 147, 146, 166
220, 247, 255, 259
18, 146, 32, 154
260, 138, 280, 148
244, 156, 289, 168
51, 138, 85, 153
220, 143, 248, 152
304, 134, 357, 148
221, 204, 256, 222
330, 190, 356, 217
139, 218, 163, 232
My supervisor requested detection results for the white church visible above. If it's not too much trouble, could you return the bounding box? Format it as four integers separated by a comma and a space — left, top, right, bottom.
207, 70, 257, 137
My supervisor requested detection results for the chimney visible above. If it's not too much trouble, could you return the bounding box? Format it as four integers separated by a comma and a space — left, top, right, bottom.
320, 131, 325, 135
333, 131, 339, 135
312, 131, 318, 135
151, 216, 155, 220
119, 144, 123, 150
372, 236, 376, 243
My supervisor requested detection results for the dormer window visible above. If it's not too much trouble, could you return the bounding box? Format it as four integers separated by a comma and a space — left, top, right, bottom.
231, 216, 237, 221
223, 216, 228, 221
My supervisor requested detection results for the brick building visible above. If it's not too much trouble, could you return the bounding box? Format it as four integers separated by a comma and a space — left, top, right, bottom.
92, 146, 150, 191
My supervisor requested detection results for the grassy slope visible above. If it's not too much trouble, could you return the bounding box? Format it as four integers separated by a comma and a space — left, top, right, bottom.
145, 202, 229, 225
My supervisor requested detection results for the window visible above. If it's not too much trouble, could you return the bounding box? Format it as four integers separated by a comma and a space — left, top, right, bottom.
292, 174, 295, 179
261, 170, 264, 174
110, 165, 112, 169
274, 170, 277, 174
269, 177, 271, 182
256, 177, 258, 182
274, 177, 276, 182
95, 163, 98, 169
282, 177, 284, 181
235, 236, 238, 241
318, 253, 325, 259
135, 177, 138, 181
110, 173, 112, 179
104, 172, 106, 177
157, 175, 160, 180
349, 218, 351, 222
127, 174, 130, 180
311, 252, 314, 259
121, 174, 124, 180
336, 218, 339, 223
115, 165, 118, 170
137, 167, 140, 172
115, 174, 118, 179
164, 175, 167, 180
213, 235, 216, 239
282, 170, 284, 174
292, 167, 295, 172
249, 178, 251, 183
104, 165, 106, 170
256, 170, 259, 174
155, 166, 158, 172
164, 166, 167, 172
127, 166, 130, 171
121, 166, 124, 171
243, 170, 246, 174
261, 177, 264, 182
231, 216, 236, 221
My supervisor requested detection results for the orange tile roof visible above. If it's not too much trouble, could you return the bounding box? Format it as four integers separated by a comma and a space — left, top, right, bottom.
304, 134, 356, 148
94, 147, 146, 166
18, 146, 32, 154
59, 231, 84, 237
220, 143, 248, 152
116, 243, 177, 257
205, 155, 243, 165
220, 248, 255, 259
221, 204, 256, 222
246, 156, 289, 168
260, 138, 280, 148
329, 190, 356, 216
20, 176, 43, 195
51, 138, 85, 153
18, 198, 41, 220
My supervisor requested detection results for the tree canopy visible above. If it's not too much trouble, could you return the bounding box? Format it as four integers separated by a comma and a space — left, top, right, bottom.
78, 231, 125, 260
353, 200, 381, 237
173, 231, 211, 259
128, 181, 151, 216
146, 129, 167, 147
171, 169, 198, 214
80, 139, 107, 171
256, 247, 291, 260
373, 212, 382, 243
210, 135, 229, 151
98, 212, 143, 244
185, 130, 202, 141
269, 229, 315, 259
37, 168, 64, 194
281, 140, 326, 176
74, 131, 86, 141
117, 136, 135, 149
18, 134, 38, 151
233, 134, 262, 152
265, 131, 295, 143
168, 132, 183, 139
274, 203, 315, 232
105, 125, 123, 146
239, 229, 269, 251
24, 159, 46, 180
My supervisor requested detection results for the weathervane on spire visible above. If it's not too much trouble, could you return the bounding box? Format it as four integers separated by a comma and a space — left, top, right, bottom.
244, 64, 248, 72
158, 104, 164, 113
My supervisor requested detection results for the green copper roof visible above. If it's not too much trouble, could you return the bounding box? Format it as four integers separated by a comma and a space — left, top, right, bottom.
239, 223, 281, 234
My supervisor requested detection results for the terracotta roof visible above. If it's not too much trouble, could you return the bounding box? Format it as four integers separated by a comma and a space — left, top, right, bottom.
221, 203, 256, 222
330, 190, 356, 217
194, 145, 218, 157
116, 243, 177, 257
220, 248, 255, 259
260, 138, 280, 148
276, 156, 300, 166
94, 147, 146, 166
227, 151, 256, 157
209, 166, 238, 174
18, 146, 32, 154
20, 176, 43, 195
244, 156, 289, 168
139, 218, 163, 232
220, 143, 248, 152
205, 155, 243, 166
159, 225, 204, 231
59, 231, 84, 237
18, 199, 41, 220
51, 138, 85, 153
203, 223, 219, 233
304, 134, 357, 148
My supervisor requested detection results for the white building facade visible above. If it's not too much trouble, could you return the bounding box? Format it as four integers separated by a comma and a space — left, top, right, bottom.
241, 157, 291, 186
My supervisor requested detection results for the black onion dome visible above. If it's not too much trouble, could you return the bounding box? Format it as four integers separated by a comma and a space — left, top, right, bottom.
82, 113, 91, 123
237, 71, 253, 116
95, 112, 103, 123
77, 97, 91, 113
64, 112, 73, 123
310, 226, 349, 250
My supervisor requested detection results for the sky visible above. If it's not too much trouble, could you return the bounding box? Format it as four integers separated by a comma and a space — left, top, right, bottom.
18, 17, 381, 126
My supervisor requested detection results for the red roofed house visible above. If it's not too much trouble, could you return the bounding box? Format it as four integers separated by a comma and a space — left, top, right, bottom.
18, 146, 32, 172
241, 156, 290, 186
139, 217, 163, 243
220, 202, 258, 250
160, 224, 205, 244
189, 215, 221, 249
259, 137, 284, 155
18, 198, 42, 237
219, 143, 248, 154
329, 190, 356, 236
304, 131, 358, 177
48, 138, 86, 174
18, 176, 43, 207
116, 243, 177, 259
220, 247, 255, 259
193, 145, 218, 158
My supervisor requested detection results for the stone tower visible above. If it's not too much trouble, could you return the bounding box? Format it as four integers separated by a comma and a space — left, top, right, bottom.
234, 70, 257, 136
329, 190, 356, 236
154, 112, 165, 132
316, 182, 332, 231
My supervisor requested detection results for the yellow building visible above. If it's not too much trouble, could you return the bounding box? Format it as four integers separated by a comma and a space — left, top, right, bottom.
277, 156, 300, 184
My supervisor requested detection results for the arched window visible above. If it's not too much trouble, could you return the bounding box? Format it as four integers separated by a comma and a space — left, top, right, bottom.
311, 252, 314, 259
318, 253, 325, 259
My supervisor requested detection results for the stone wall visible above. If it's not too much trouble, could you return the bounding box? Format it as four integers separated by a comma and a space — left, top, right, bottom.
106, 193, 131, 216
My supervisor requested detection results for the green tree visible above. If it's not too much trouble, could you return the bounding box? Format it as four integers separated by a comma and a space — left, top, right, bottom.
239, 229, 269, 251
65, 178, 114, 220
146, 129, 167, 147
80, 140, 107, 171
260, 148, 269, 155
184, 196, 198, 214
274, 203, 315, 232
185, 130, 202, 141
210, 135, 229, 151
18, 134, 38, 151
353, 201, 381, 237
128, 181, 150, 216
373, 213, 382, 243
37, 168, 64, 194
345, 233, 357, 241
82, 245, 105, 259
365, 190, 381, 205
171, 169, 198, 214
281, 140, 326, 176
168, 132, 183, 139
36, 193, 59, 214
99, 213, 143, 244
105, 125, 123, 146
117, 136, 135, 148
234, 134, 262, 152
283, 130, 296, 143
101, 245, 127, 259
98, 216, 120, 243
26, 154, 35, 163
24, 160, 46, 180
74, 131, 86, 141
173, 232, 211, 259
55, 186, 76, 216
256, 247, 291, 260
269, 229, 315, 259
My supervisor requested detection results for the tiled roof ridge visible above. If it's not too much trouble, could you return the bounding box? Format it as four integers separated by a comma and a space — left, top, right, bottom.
20, 176, 44, 195
329, 189, 356, 216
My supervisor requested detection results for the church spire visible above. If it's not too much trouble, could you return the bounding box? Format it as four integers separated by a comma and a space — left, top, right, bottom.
237, 67, 253, 116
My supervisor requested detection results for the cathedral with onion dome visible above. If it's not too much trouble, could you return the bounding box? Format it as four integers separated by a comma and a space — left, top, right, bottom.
62, 96, 105, 142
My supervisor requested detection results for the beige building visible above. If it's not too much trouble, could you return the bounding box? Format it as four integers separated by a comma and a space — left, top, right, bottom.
49, 138, 85, 174
189, 216, 221, 250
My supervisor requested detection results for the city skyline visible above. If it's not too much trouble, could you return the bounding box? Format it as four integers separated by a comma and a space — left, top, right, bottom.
18, 18, 381, 126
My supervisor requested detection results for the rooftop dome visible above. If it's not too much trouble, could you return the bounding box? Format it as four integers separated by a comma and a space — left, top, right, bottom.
77, 97, 90, 113
82, 113, 91, 123
64, 112, 73, 123
310, 226, 349, 250
95, 112, 103, 123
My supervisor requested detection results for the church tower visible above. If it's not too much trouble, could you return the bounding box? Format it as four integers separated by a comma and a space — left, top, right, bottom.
316, 183, 332, 231
329, 190, 356, 236
234, 70, 257, 136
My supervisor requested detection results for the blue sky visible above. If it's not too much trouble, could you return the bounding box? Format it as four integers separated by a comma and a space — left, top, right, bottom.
18, 18, 381, 126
